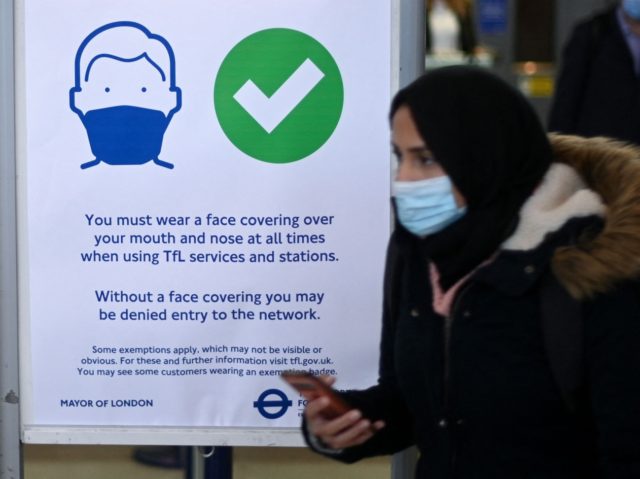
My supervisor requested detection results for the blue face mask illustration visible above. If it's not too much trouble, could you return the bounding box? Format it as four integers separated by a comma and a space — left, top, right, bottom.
80, 106, 171, 169
624, 0, 640, 20
393, 176, 467, 237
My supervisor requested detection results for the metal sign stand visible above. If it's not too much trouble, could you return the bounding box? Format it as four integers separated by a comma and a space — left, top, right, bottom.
0, 0, 22, 478
187, 447, 232, 479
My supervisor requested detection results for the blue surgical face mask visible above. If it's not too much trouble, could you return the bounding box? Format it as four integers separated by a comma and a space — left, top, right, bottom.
623, 0, 640, 20
80, 105, 172, 169
393, 176, 467, 237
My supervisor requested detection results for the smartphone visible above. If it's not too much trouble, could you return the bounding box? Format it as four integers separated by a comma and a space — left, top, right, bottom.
281, 370, 352, 419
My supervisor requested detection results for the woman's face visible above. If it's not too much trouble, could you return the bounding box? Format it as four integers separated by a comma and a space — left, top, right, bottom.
391, 106, 466, 207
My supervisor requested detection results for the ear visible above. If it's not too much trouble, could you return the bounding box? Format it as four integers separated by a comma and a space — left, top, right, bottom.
70, 87, 85, 115
168, 87, 182, 117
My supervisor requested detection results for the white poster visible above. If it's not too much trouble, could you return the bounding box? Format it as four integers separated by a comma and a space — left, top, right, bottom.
19, 0, 392, 439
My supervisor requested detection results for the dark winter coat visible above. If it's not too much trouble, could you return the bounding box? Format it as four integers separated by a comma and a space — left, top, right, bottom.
304, 135, 640, 478
548, 7, 640, 145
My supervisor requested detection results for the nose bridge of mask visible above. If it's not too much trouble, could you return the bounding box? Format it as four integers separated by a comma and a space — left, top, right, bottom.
392, 175, 452, 197
393, 177, 455, 216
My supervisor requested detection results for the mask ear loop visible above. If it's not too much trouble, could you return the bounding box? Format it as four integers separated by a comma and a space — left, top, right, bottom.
80, 158, 101, 169
153, 158, 174, 169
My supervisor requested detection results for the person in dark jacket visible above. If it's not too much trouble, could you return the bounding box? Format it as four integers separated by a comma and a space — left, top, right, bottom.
303, 66, 640, 478
548, 1, 640, 145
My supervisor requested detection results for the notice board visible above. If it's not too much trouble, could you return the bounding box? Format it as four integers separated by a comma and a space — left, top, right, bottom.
18, 0, 398, 445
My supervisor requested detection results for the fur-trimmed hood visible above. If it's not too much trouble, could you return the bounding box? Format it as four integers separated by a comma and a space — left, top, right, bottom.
548, 134, 640, 300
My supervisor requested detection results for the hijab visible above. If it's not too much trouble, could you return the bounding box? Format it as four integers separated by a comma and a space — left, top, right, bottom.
391, 66, 553, 290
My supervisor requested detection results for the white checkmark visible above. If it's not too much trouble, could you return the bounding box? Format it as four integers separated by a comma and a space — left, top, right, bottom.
233, 58, 325, 134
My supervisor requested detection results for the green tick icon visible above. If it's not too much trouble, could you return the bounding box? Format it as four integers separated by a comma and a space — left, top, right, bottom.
214, 28, 344, 164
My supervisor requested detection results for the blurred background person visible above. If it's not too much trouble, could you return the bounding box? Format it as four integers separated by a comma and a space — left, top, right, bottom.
549, 0, 640, 144
426, 0, 477, 57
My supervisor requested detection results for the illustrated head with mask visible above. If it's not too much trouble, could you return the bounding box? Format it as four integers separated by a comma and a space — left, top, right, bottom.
70, 21, 182, 169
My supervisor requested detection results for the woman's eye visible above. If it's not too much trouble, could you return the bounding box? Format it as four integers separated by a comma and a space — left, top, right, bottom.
419, 155, 435, 165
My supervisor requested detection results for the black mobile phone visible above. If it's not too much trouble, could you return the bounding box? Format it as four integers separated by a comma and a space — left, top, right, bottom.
281, 370, 351, 419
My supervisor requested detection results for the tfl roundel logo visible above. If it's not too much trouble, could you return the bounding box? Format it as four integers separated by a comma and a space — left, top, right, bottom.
253, 388, 292, 419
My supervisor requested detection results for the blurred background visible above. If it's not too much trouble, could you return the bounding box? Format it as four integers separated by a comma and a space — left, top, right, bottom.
426, 0, 614, 125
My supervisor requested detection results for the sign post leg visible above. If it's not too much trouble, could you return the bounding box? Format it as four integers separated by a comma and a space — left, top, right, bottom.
0, 0, 22, 478
186, 446, 232, 479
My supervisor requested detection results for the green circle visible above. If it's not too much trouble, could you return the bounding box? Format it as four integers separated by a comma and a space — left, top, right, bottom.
214, 28, 344, 164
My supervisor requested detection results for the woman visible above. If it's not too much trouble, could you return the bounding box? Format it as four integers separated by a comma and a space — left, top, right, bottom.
426, 0, 477, 56
303, 66, 640, 478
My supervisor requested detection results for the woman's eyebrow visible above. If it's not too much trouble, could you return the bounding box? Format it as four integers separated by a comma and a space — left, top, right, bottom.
391, 143, 433, 156
407, 146, 432, 155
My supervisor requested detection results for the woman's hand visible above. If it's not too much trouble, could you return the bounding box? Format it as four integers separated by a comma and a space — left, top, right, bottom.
304, 377, 385, 450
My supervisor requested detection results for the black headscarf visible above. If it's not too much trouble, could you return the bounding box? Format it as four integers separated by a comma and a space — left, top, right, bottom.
391, 66, 552, 290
